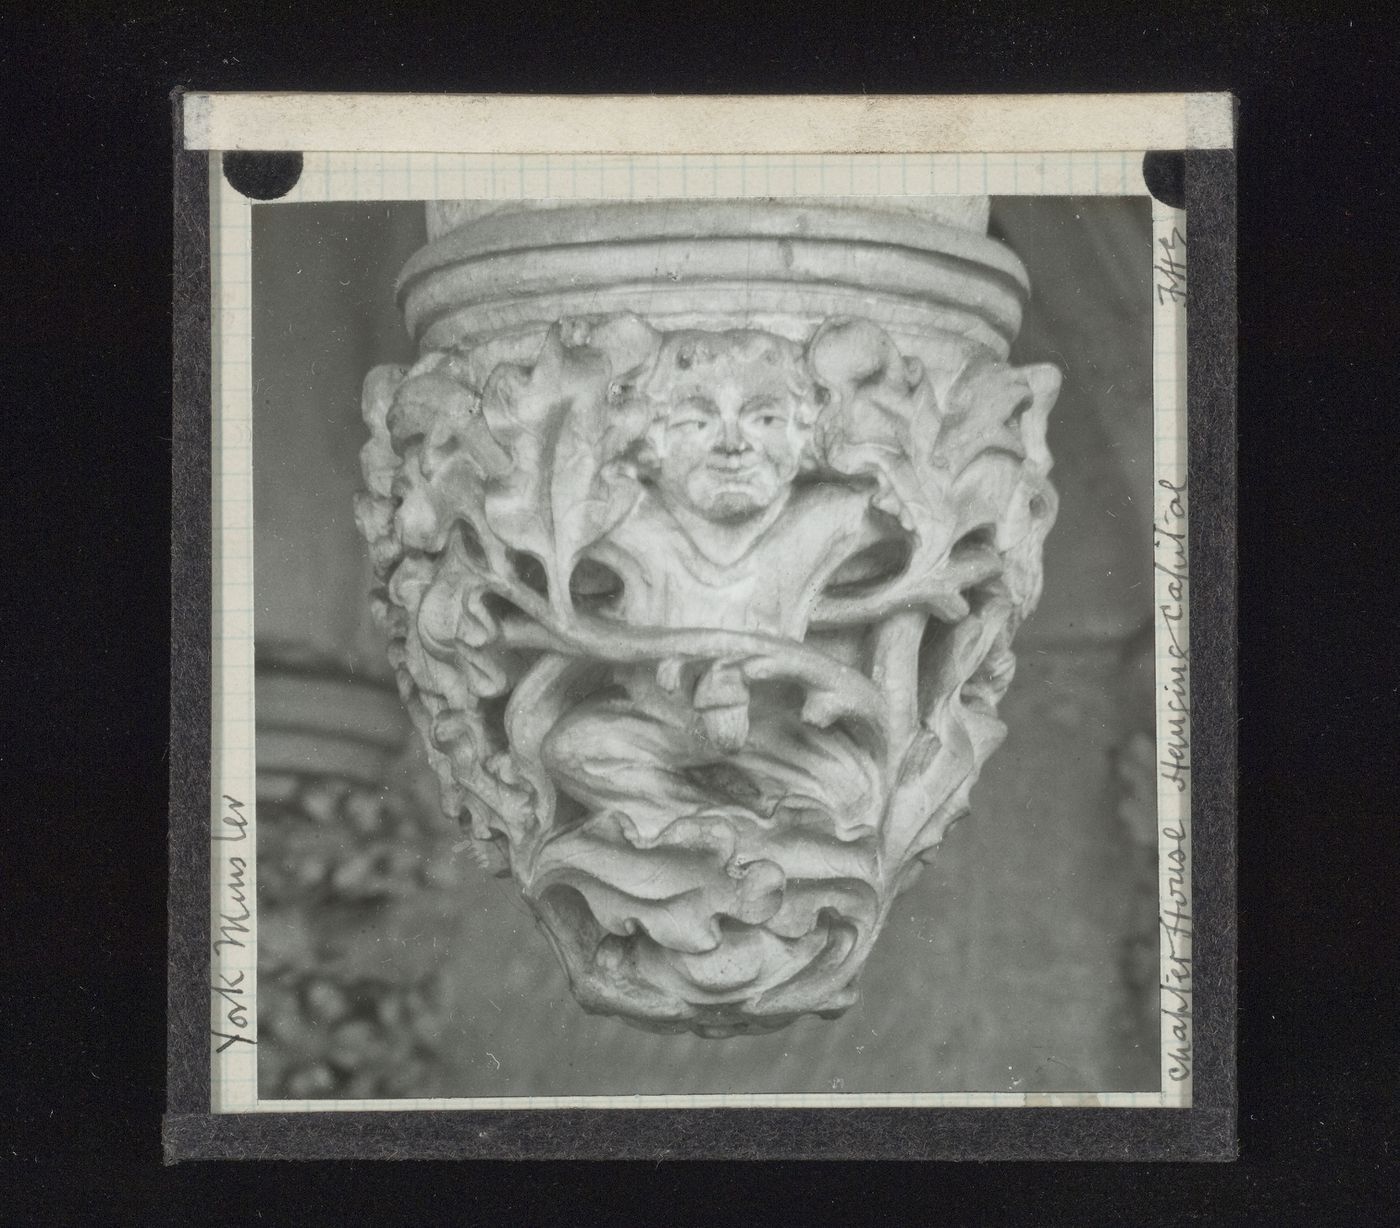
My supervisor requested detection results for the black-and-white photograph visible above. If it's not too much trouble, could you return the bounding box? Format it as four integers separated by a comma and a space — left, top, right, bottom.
244, 190, 1164, 1103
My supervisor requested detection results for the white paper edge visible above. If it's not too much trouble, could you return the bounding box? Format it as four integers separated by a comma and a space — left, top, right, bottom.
183, 92, 1235, 153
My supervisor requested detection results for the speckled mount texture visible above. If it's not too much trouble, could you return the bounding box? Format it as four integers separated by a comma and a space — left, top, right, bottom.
357, 201, 1060, 1035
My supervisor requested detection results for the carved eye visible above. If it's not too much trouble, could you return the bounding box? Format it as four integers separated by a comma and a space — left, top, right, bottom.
743, 398, 783, 428
671, 399, 716, 431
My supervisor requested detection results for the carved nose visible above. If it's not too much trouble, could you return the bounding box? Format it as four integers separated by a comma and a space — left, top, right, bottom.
718, 420, 749, 452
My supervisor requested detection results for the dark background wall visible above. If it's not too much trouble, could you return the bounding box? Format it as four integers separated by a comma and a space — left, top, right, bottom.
251, 196, 1158, 1097
15, 5, 1391, 1212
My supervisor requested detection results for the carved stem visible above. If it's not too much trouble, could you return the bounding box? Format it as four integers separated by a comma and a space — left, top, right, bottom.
810, 546, 1003, 631
497, 615, 888, 744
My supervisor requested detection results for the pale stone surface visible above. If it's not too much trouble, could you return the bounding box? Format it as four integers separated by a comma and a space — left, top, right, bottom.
403, 200, 1027, 360
425, 197, 992, 243
357, 200, 1062, 1035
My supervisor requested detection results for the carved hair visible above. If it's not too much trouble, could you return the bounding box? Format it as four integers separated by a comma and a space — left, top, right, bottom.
626, 330, 822, 474
633, 330, 818, 422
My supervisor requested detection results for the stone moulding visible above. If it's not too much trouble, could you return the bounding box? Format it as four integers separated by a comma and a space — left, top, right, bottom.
356, 201, 1060, 1036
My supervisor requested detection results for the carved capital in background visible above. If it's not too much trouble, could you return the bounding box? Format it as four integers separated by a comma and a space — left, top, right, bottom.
357, 201, 1060, 1036
255, 650, 466, 1097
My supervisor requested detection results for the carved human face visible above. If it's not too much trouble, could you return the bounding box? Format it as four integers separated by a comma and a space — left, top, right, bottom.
646, 338, 812, 522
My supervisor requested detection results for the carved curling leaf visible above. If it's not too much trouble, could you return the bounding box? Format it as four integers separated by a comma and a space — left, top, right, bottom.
479, 319, 656, 617
359, 311, 1059, 1036
809, 317, 937, 533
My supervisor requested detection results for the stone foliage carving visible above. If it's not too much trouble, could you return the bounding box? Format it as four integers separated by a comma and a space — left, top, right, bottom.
357, 310, 1059, 1036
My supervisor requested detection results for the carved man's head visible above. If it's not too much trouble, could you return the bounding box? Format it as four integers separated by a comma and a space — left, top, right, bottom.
634, 331, 818, 523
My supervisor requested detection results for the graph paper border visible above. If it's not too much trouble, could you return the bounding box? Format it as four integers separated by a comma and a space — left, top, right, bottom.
167, 97, 1235, 1160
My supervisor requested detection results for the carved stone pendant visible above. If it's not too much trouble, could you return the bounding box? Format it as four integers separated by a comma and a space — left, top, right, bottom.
357, 201, 1060, 1036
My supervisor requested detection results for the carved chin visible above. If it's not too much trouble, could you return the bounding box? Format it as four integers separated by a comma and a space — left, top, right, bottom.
689, 473, 780, 520
699, 492, 767, 521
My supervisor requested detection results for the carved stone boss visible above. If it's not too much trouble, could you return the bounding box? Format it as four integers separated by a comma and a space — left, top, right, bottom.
356, 201, 1060, 1036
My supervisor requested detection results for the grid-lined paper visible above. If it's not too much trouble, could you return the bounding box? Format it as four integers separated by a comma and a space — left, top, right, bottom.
270, 151, 1145, 203
1152, 200, 1192, 1109
209, 150, 1191, 1113
210, 154, 258, 1111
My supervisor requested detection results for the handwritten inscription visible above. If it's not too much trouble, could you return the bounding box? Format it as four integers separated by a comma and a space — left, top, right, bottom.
1155, 226, 1187, 306
211, 795, 255, 1053
1155, 477, 1192, 1086
1161, 818, 1192, 1083
1155, 478, 1190, 793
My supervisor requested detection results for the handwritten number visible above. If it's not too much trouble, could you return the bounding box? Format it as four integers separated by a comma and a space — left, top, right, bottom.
1155, 227, 1187, 306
